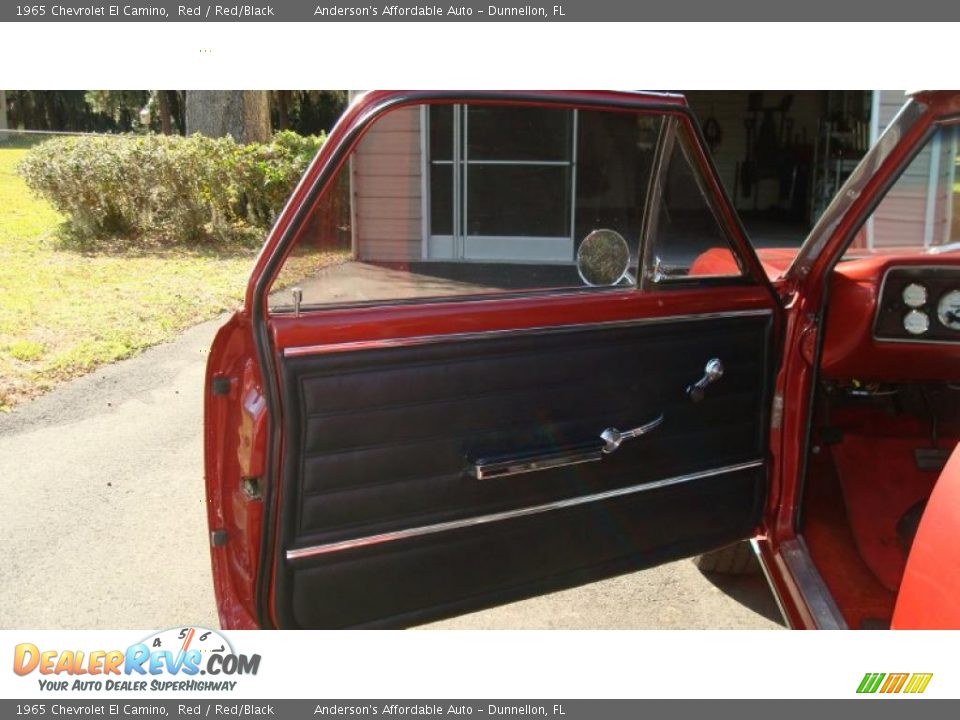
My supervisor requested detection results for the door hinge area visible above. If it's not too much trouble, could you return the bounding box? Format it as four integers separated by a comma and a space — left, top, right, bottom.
211, 376, 233, 396
799, 315, 820, 367
241, 477, 263, 501
771, 393, 785, 429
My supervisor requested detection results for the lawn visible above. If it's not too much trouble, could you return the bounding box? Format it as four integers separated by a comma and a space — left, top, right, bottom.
0, 138, 339, 411
954, 179, 960, 242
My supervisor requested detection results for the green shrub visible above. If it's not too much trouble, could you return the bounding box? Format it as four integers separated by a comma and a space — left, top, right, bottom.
16, 130, 326, 245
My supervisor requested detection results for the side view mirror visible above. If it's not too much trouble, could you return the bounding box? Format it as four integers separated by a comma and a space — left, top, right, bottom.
576, 229, 631, 286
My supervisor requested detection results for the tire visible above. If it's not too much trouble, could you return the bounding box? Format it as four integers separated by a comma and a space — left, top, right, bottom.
694, 541, 759, 575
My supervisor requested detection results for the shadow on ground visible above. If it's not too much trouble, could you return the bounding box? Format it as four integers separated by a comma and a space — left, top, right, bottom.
696, 565, 786, 627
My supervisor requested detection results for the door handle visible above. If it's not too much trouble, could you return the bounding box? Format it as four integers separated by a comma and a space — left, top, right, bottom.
600, 414, 665, 453
687, 358, 724, 403
471, 413, 664, 480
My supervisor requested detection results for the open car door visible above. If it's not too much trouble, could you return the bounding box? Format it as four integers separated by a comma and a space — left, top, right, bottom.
205, 91, 783, 629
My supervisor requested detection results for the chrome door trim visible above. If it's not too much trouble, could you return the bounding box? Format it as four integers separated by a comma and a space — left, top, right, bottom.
470, 444, 604, 481
286, 459, 765, 561
781, 536, 848, 630
749, 537, 791, 628
283, 308, 772, 358
472, 413, 665, 480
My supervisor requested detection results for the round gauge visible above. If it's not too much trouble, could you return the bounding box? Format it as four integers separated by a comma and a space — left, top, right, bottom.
902, 282, 928, 308
937, 290, 960, 330
903, 309, 931, 336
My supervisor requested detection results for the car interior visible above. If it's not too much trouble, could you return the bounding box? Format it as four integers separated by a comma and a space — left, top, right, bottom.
796, 123, 960, 629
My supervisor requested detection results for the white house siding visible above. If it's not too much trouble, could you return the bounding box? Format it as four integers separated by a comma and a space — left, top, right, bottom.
865, 91, 954, 249
871, 90, 908, 139
350, 105, 424, 261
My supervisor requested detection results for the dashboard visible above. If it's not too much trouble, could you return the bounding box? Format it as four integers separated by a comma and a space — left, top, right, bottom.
821, 255, 960, 381
874, 266, 960, 343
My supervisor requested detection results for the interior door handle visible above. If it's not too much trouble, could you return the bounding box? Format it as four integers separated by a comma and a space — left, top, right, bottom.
600, 414, 665, 453
470, 413, 664, 480
687, 358, 724, 402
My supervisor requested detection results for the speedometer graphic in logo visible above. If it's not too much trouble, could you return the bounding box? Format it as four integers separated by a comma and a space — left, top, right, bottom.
140, 626, 234, 658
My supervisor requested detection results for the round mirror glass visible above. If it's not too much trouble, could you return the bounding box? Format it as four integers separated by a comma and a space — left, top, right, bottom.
576, 229, 630, 286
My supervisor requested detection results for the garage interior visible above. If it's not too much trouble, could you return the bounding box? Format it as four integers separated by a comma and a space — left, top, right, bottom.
683, 90, 874, 249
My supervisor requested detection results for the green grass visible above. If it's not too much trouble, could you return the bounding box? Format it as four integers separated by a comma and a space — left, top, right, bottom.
0, 139, 341, 411
954, 181, 960, 242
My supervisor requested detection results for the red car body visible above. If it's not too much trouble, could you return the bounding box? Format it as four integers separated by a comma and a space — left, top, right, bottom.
204, 90, 960, 630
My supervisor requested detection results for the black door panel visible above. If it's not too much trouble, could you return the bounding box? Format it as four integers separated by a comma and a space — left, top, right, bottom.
288, 465, 764, 629
273, 312, 773, 628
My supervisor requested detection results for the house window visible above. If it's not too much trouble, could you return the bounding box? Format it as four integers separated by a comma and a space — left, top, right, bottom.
427, 105, 575, 262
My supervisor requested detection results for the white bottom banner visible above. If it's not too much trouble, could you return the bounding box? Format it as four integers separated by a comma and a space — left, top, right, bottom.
1, 629, 956, 699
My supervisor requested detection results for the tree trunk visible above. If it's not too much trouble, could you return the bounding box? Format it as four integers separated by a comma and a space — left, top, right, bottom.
275, 90, 290, 131
0, 90, 8, 143
165, 91, 185, 135
157, 91, 172, 135
185, 90, 271, 144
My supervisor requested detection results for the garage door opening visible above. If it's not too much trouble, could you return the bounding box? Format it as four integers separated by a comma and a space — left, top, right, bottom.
684, 90, 876, 251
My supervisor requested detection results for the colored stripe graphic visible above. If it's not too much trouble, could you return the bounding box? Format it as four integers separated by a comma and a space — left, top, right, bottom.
857, 673, 885, 693
857, 672, 932, 694
904, 674, 933, 694
881, 673, 909, 693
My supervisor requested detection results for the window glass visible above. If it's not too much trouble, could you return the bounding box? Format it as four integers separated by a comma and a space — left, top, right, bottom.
466, 165, 571, 238
466, 106, 571, 162
429, 163, 453, 237
847, 124, 960, 256
429, 105, 454, 161
267, 103, 746, 312
647, 132, 743, 280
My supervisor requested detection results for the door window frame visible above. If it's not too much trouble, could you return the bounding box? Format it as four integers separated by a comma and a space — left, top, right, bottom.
258, 92, 774, 318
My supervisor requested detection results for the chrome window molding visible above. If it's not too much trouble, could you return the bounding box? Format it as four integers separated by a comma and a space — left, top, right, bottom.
787, 98, 928, 281
639, 116, 677, 289
640, 118, 747, 288
282, 308, 773, 358
286, 459, 765, 561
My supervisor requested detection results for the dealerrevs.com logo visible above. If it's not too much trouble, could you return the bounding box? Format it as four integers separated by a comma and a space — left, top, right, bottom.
13, 627, 260, 692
